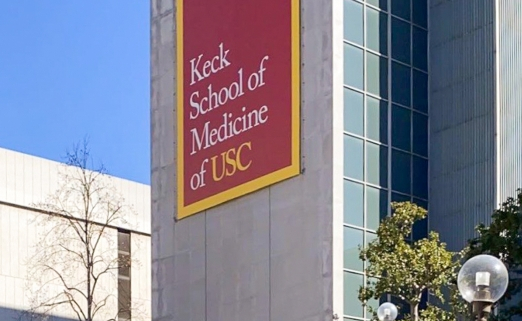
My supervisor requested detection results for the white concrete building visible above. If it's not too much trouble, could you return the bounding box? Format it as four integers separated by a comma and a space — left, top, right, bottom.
0, 148, 151, 321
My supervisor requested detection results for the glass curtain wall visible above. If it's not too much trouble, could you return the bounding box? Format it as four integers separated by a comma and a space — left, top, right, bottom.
342, 0, 428, 319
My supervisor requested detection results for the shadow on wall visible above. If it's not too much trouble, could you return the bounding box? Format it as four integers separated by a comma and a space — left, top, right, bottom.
0, 306, 77, 321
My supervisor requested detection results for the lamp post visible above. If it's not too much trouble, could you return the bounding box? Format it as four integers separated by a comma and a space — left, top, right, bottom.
377, 302, 398, 321
457, 254, 509, 321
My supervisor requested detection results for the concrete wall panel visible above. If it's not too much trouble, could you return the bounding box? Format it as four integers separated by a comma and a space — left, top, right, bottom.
151, 0, 339, 320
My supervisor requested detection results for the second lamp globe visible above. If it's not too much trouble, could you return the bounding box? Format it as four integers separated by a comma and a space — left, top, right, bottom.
457, 254, 509, 303
377, 302, 398, 321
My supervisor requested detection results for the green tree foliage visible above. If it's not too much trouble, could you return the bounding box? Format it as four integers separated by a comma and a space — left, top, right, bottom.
467, 189, 522, 321
359, 202, 469, 321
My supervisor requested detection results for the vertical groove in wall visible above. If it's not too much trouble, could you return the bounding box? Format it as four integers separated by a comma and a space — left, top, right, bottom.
498, 1, 522, 202
428, 0, 496, 251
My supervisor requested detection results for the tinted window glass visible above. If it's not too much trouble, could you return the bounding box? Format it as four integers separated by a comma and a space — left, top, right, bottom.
413, 26, 428, 71
344, 227, 364, 271
392, 150, 411, 194
367, 291, 387, 315
344, 135, 364, 180
344, 88, 364, 135
412, 156, 428, 199
413, 112, 428, 156
366, 142, 388, 187
344, 272, 364, 318
412, 70, 428, 113
366, 8, 388, 54
412, 0, 427, 28
392, 18, 411, 64
392, 192, 410, 202
344, 179, 364, 226
344, 0, 364, 45
118, 231, 130, 252
392, 62, 411, 107
118, 278, 132, 319
345, 44, 364, 89
367, 0, 387, 11
366, 96, 388, 144
392, 104, 411, 151
366, 52, 388, 99
412, 198, 428, 240
391, 0, 410, 20
367, 186, 388, 230
366, 232, 377, 248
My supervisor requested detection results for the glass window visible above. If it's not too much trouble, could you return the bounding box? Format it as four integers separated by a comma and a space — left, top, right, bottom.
413, 216, 428, 240
366, 142, 388, 187
392, 192, 410, 203
412, 199, 428, 240
366, 276, 378, 289
392, 296, 410, 319
344, 0, 364, 45
367, 296, 379, 317
344, 227, 364, 271
366, 232, 377, 248
367, 186, 388, 230
412, 0, 427, 28
344, 135, 364, 180
412, 156, 428, 199
344, 44, 364, 89
365, 232, 378, 267
118, 231, 131, 253
119, 253, 131, 277
413, 198, 427, 209
367, 290, 387, 316
344, 180, 364, 226
366, 8, 388, 55
391, 18, 411, 65
391, 0, 410, 21
420, 290, 429, 309
344, 88, 364, 136
364, 232, 379, 270
412, 70, 428, 113
118, 278, 132, 319
413, 27, 428, 71
392, 150, 411, 194
344, 272, 364, 318
392, 105, 411, 151
366, 52, 388, 99
366, 96, 388, 144
392, 62, 411, 107
413, 112, 428, 157
367, 0, 387, 11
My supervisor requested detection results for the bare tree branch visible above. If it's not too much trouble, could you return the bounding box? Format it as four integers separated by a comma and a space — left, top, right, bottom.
23, 141, 142, 321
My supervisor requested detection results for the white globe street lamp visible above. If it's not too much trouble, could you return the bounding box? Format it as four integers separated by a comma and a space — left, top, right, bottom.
457, 254, 509, 321
377, 302, 398, 321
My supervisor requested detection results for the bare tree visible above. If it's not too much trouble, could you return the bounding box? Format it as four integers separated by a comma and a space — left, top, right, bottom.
21, 141, 143, 321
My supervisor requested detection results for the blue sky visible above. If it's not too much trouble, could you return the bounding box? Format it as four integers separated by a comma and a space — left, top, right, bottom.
0, 1, 150, 184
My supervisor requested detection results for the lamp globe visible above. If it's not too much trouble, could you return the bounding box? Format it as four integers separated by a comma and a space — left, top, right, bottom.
457, 254, 509, 303
377, 302, 398, 321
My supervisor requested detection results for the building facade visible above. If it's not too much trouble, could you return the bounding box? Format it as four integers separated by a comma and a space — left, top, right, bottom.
152, 0, 343, 319
151, 0, 427, 319
342, 0, 428, 318
152, 0, 522, 320
429, 0, 522, 252
0, 148, 151, 320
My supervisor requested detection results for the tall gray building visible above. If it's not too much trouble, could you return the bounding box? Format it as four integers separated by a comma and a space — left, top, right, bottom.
430, 0, 522, 252
151, 0, 521, 320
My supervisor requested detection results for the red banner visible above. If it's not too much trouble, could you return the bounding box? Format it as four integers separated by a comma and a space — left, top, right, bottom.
176, 0, 300, 219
